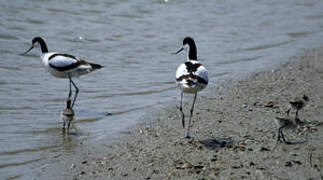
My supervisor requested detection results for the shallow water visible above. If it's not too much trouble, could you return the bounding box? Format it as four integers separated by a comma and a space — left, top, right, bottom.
0, 0, 323, 178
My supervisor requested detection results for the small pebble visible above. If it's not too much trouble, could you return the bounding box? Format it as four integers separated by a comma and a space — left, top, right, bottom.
239, 146, 246, 151
289, 152, 299, 156
232, 164, 243, 169
264, 101, 275, 108
211, 158, 217, 162
260, 147, 270, 152
153, 169, 159, 174
292, 160, 302, 165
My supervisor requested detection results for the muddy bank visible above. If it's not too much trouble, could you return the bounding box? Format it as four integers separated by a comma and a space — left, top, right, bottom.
38, 48, 323, 179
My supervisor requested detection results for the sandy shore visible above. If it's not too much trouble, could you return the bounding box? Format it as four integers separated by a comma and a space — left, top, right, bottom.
38, 48, 323, 179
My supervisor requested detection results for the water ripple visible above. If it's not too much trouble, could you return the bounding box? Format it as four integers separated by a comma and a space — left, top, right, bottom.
0, 158, 42, 169
239, 40, 295, 52
0, 145, 59, 156
47, 8, 80, 15
217, 56, 262, 66
0, 34, 19, 41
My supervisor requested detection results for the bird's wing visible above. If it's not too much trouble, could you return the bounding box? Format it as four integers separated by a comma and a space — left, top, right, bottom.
48, 53, 83, 71
176, 62, 208, 85
176, 63, 188, 80
194, 65, 208, 84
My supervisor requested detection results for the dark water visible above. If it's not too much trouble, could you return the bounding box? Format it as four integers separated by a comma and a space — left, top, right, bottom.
0, 0, 323, 178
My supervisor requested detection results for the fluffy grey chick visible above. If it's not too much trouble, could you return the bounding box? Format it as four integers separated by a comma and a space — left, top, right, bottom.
61, 98, 74, 132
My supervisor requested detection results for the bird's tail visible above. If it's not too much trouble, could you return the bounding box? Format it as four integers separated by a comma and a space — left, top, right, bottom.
89, 63, 103, 70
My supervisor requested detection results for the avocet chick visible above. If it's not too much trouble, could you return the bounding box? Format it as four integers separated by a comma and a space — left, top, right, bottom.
275, 116, 301, 144
61, 98, 74, 132
287, 95, 309, 118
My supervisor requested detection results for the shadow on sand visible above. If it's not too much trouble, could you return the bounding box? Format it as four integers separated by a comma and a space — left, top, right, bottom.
199, 137, 233, 150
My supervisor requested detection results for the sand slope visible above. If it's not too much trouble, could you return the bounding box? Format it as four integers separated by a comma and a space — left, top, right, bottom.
39, 48, 323, 180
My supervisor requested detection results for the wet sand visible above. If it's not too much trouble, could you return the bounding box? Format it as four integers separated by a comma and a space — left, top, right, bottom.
38, 48, 323, 179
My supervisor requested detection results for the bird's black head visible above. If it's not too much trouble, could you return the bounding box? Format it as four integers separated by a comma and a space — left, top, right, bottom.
21, 36, 48, 55
32, 37, 44, 45
31, 37, 48, 53
173, 36, 197, 60
183, 37, 195, 47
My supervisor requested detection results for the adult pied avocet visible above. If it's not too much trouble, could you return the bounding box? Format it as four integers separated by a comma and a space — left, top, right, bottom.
22, 37, 103, 107
174, 37, 208, 138
287, 95, 309, 119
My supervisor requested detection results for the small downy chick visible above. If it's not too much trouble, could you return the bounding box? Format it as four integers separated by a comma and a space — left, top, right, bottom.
287, 94, 309, 118
61, 98, 74, 132
275, 116, 301, 144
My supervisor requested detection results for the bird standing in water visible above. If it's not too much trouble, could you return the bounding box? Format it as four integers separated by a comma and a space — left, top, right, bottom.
22, 37, 103, 107
174, 37, 208, 138
61, 98, 74, 132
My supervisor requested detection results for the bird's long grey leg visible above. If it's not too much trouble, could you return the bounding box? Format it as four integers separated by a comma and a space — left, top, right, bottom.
62, 121, 66, 134
280, 127, 289, 144
286, 108, 290, 116
68, 76, 72, 98
70, 78, 79, 108
179, 91, 185, 128
186, 93, 197, 139
67, 121, 71, 134
277, 126, 282, 142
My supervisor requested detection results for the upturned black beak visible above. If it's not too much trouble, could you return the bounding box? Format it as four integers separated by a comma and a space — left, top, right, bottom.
20, 45, 34, 55
173, 47, 184, 55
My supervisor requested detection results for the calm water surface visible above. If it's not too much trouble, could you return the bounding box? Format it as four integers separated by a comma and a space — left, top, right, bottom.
0, 0, 323, 178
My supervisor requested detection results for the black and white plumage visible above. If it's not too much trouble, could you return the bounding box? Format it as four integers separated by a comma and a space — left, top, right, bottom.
174, 37, 208, 138
22, 37, 103, 107
61, 98, 74, 133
